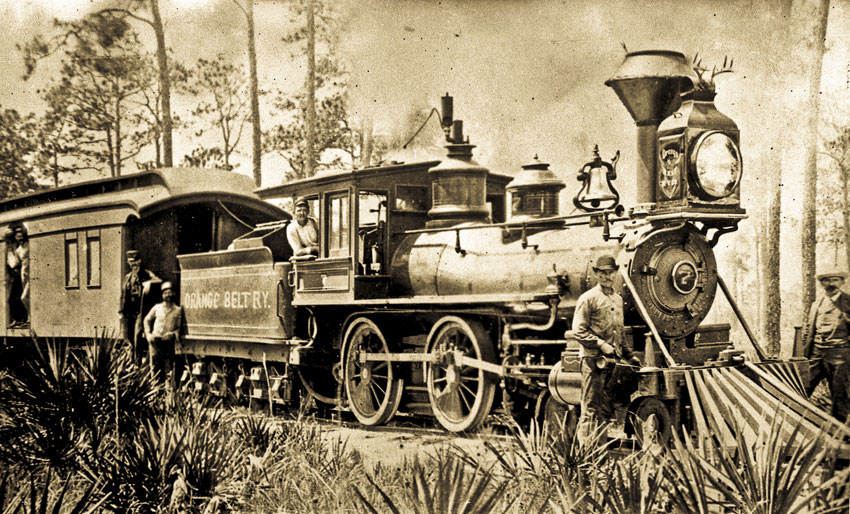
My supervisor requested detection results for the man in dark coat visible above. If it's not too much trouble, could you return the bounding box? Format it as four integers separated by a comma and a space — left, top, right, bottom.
119, 250, 159, 360
802, 266, 850, 422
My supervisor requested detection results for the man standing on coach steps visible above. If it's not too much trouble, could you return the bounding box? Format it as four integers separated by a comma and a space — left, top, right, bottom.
119, 250, 160, 361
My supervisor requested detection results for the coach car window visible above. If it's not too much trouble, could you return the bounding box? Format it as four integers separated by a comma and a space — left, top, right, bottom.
65, 233, 79, 289
326, 191, 349, 258
86, 230, 101, 288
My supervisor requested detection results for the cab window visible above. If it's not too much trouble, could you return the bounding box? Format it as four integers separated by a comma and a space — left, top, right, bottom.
357, 191, 387, 275
326, 191, 349, 258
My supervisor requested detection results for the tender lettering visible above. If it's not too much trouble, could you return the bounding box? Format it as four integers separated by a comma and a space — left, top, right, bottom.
184, 289, 271, 310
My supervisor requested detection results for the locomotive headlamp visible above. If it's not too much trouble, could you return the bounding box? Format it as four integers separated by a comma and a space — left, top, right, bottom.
654, 61, 744, 215
691, 131, 742, 199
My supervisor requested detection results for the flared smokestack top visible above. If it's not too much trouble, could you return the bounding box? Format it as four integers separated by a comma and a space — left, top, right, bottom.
605, 50, 697, 205
605, 50, 696, 126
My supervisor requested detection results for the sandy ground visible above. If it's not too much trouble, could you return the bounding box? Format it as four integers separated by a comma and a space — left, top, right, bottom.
318, 423, 501, 468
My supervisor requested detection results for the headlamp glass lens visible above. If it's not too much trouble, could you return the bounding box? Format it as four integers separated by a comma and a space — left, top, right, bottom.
693, 132, 741, 198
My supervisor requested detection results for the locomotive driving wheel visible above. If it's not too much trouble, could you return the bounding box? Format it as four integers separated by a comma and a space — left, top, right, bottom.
342, 318, 403, 426
424, 317, 496, 432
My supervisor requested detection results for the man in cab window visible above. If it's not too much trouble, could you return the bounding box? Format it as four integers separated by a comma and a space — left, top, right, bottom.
287, 197, 319, 258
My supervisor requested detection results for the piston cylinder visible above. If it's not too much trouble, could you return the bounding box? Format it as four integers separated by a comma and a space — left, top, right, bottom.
547, 359, 582, 406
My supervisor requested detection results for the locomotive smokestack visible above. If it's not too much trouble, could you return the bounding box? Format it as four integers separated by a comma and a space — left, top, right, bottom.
605, 50, 694, 205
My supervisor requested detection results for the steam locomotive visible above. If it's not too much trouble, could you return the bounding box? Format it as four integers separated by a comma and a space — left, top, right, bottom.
4, 50, 843, 448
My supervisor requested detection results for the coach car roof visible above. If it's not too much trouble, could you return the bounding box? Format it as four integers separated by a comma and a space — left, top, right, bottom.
0, 168, 288, 234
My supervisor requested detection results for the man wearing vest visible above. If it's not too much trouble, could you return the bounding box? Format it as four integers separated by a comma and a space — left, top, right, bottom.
572, 254, 639, 445
802, 266, 850, 423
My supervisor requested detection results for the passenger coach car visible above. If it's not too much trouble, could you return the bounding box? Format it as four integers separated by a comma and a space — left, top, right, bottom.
0, 168, 287, 339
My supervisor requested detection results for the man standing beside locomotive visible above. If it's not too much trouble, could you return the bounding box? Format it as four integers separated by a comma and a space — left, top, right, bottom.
572, 254, 638, 445
287, 197, 319, 257
802, 267, 850, 423
144, 281, 183, 385
119, 250, 159, 361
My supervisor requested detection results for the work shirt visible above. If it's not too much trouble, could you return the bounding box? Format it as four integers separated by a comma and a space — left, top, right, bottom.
286, 217, 319, 256
814, 293, 850, 349
143, 301, 183, 340
572, 284, 625, 358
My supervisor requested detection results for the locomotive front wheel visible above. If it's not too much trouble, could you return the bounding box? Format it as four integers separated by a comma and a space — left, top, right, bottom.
342, 318, 403, 426
632, 397, 673, 447
425, 317, 496, 432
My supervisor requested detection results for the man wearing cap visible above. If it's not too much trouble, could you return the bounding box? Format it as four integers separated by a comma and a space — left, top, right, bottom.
119, 250, 159, 360
571, 254, 637, 444
802, 266, 850, 422
143, 281, 183, 384
287, 197, 319, 258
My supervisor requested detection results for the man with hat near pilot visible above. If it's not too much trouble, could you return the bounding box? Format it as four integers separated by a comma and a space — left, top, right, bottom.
143, 280, 183, 384
572, 254, 639, 444
287, 197, 319, 258
802, 265, 850, 422
119, 250, 160, 360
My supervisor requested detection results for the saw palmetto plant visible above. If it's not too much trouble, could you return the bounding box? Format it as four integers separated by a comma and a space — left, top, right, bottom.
0, 336, 161, 474
354, 449, 514, 514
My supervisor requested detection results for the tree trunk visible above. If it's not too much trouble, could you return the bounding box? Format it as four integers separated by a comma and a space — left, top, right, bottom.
115, 93, 124, 176
843, 164, 850, 269
360, 117, 373, 168
106, 128, 116, 177
765, 183, 782, 356
53, 152, 59, 188
801, 0, 830, 313
304, 0, 316, 177
150, 0, 173, 168
246, 0, 262, 186
756, 230, 763, 330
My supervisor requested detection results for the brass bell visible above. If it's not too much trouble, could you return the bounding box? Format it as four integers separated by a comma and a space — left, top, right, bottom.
573, 145, 620, 212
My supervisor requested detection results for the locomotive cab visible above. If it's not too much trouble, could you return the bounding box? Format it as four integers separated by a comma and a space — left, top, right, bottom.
256, 161, 512, 304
